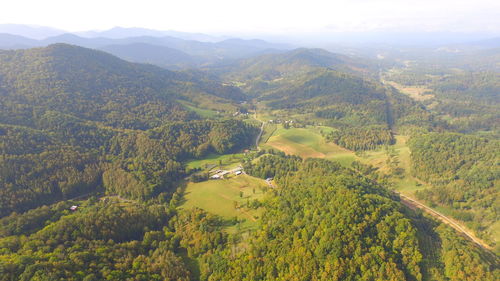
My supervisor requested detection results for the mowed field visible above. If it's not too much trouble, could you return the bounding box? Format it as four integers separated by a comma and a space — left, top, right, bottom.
263, 126, 432, 194
390, 135, 431, 194
263, 126, 358, 166
385, 81, 434, 101
186, 153, 244, 170
180, 174, 268, 232
261, 124, 500, 247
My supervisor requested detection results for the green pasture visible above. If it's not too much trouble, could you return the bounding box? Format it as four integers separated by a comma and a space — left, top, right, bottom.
180, 174, 268, 232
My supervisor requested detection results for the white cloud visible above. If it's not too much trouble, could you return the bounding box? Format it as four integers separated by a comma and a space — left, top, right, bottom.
0, 0, 498, 33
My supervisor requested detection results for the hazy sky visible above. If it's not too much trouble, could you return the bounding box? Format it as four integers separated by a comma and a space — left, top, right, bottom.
1, 0, 499, 34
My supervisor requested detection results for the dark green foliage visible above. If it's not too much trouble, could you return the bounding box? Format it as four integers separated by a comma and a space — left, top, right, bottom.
244, 153, 302, 179
0, 44, 244, 130
407, 209, 499, 281
315, 101, 390, 127
385, 87, 438, 131
103, 120, 257, 200
409, 133, 500, 240
0, 44, 193, 130
32, 204, 171, 244
0, 44, 258, 215
0, 203, 209, 281
0, 124, 57, 155
325, 126, 395, 151
212, 157, 423, 280
35, 111, 115, 150
0, 43, 497, 281
0, 203, 72, 238
265, 70, 387, 109
212, 48, 376, 84
0, 149, 102, 217
385, 65, 499, 133
428, 71, 500, 133
437, 226, 499, 281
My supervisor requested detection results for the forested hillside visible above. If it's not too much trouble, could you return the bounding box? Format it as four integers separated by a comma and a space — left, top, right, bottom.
0, 201, 228, 280
0, 44, 247, 129
99, 43, 199, 70
383, 52, 500, 134
408, 133, 500, 244
209, 48, 435, 151
0, 43, 498, 280
224, 154, 498, 280
0, 44, 258, 217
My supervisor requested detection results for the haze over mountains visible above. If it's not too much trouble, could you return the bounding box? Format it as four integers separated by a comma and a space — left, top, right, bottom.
0, 24, 297, 69
0, 19, 499, 280
1, 24, 499, 73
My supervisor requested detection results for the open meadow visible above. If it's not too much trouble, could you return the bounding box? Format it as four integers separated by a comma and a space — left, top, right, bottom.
180, 174, 268, 233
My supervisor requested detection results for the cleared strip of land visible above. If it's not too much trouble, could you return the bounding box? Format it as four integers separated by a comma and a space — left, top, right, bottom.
397, 192, 492, 251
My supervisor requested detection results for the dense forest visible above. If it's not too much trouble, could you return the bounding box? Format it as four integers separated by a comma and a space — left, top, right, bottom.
0, 200, 228, 280
0, 118, 257, 216
236, 154, 498, 280
324, 126, 394, 151
0, 44, 258, 217
2, 154, 497, 280
384, 64, 499, 134
0, 43, 498, 280
408, 133, 499, 243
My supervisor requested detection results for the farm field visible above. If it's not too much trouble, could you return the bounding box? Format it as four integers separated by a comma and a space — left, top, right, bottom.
263, 126, 433, 195
264, 125, 354, 162
186, 153, 244, 170
180, 174, 268, 233
177, 100, 220, 118
385, 80, 434, 101
390, 135, 431, 194
253, 122, 497, 248
258, 123, 277, 146
263, 125, 384, 167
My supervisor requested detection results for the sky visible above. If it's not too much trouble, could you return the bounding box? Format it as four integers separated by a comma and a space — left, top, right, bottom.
1, 0, 499, 35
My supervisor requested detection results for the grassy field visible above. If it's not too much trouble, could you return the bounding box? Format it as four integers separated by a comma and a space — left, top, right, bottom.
177, 100, 220, 119
180, 174, 268, 233
259, 123, 277, 145
389, 136, 431, 194
263, 126, 433, 194
385, 81, 434, 101
186, 153, 244, 170
258, 119, 499, 248
264, 126, 353, 160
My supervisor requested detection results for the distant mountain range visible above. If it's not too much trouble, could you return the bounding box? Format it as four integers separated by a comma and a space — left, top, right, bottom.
0, 27, 292, 69
0, 24, 223, 42
74, 26, 224, 42
0, 24, 498, 73
0, 24, 66, 39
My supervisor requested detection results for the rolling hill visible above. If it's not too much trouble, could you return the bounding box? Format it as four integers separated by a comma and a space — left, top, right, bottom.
210, 47, 375, 80
0, 44, 245, 129
0, 32, 291, 68
99, 43, 200, 69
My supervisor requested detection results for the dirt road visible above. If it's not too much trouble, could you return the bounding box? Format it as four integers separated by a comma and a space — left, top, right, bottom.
254, 111, 265, 151
396, 192, 492, 250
